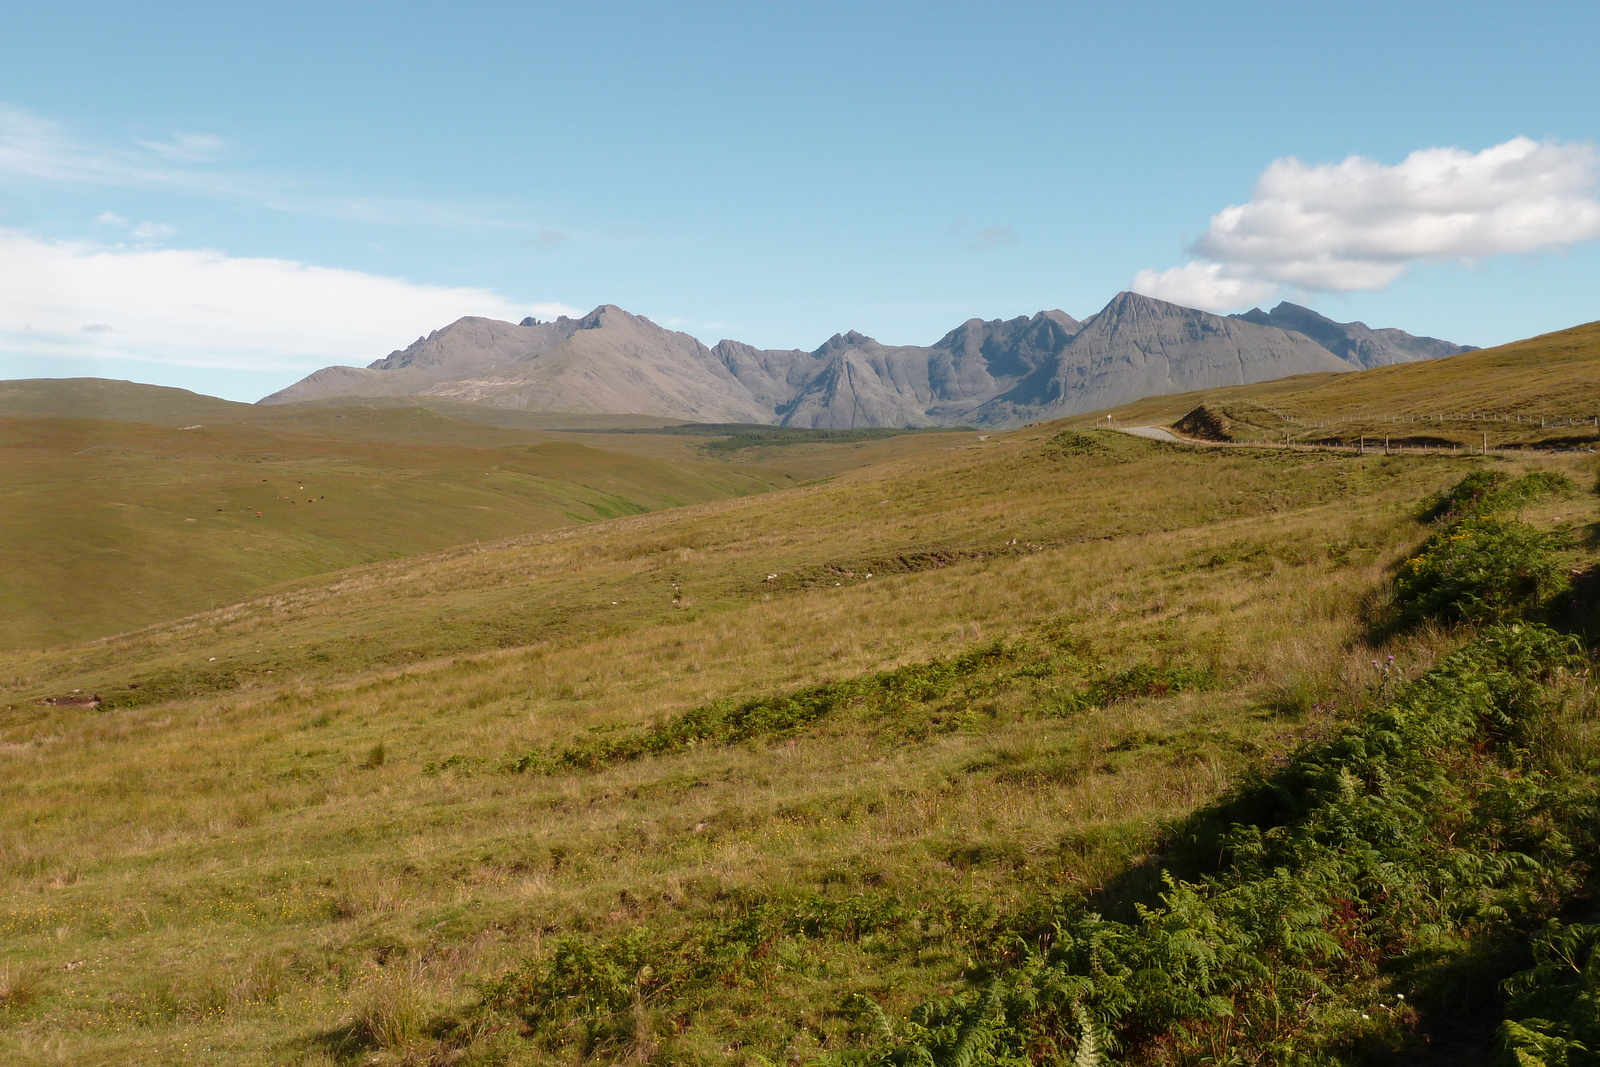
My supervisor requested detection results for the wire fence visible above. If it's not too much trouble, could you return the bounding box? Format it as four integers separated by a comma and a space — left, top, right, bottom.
1241, 404, 1600, 430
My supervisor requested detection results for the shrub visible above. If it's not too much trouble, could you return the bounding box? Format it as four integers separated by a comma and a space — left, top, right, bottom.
0, 963, 43, 1014
1390, 470, 1575, 631
481, 891, 920, 1057
1421, 469, 1574, 525
1049, 430, 1111, 456
1393, 516, 1563, 626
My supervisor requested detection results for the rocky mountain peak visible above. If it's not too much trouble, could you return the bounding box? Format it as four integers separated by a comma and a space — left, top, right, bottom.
264, 294, 1472, 428
1228, 301, 1476, 369
813, 330, 874, 356
1101, 290, 1220, 323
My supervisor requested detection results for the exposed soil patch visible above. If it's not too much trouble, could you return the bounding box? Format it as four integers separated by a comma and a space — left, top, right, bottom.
40, 694, 101, 709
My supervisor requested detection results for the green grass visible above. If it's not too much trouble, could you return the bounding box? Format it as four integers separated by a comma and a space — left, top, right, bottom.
0, 380, 997, 650
3, 427, 1467, 704
1092, 317, 1600, 451
0, 389, 1596, 1065
0, 414, 798, 649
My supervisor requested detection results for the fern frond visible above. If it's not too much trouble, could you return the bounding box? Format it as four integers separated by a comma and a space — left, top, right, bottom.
944, 982, 1003, 1067
1070, 1001, 1106, 1067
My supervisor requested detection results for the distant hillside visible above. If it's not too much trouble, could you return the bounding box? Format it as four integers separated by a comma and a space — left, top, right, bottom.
1096, 317, 1600, 449
0, 377, 255, 425
261, 294, 1471, 428
0, 377, 702, 436
0, 410, 801, 650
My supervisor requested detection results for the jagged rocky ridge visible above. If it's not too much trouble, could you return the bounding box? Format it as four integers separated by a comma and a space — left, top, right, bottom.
260, 294, 1475, 429
1231, 300, 1474, 370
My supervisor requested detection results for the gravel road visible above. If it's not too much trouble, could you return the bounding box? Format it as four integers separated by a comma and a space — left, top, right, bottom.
1113, 425, 1183, 443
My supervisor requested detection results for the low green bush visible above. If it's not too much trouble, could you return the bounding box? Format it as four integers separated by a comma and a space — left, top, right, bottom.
479, 890, 926, 1055
1393, 516, 1563, 626
509, 641, 1027, 774
485, 645, 1207, 777
1421, 469, 1574, 525
1051, 664, 1213, 716
1391, 470, 1576, 630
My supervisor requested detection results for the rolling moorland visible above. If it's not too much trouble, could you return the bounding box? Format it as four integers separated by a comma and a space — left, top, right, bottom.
1, 320, 1598, 1066
0, 379, 963, 649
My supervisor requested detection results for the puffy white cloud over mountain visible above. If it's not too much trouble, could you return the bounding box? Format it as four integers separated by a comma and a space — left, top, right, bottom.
1135, 137, 1600, 310
0, 229, 575, 372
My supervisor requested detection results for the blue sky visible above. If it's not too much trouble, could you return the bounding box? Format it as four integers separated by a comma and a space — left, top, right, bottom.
1, 1, 1598, 401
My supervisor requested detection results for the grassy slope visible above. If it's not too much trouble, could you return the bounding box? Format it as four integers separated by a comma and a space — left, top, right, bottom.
0, 378, 691, 432
0, 380, 981, 650
4, 427, 1443, 702
1093, 318, 1600, 449
0, 410, 795, 650
4, 412, 1593, 1064
0, 378, 257, 426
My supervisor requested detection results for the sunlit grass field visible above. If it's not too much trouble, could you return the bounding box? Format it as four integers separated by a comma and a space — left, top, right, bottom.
1097, 317, 1600, 451
4, 319, 1600, 1066
0, 380, 974, 650
5, 405, 1592, 1064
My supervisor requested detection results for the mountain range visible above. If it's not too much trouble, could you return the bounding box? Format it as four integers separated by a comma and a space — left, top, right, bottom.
262, 293, 1475, 428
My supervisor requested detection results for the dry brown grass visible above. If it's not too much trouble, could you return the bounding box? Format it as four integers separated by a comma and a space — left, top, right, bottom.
0, 421, 1592, 1065
1093, 317, 1600, 450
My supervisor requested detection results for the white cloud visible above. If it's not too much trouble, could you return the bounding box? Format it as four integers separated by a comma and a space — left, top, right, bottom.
0, 228, 579, 375
971, 226, 1020, 251
1133, 137, 1600, 310
90, 213, 175, 240
1131, 262, 1279, 309
948, 217, 1021, 252
131, 221, 176, 240
0, 105, 102, 183
134, 132, 229, 163
529, 229, 570, 247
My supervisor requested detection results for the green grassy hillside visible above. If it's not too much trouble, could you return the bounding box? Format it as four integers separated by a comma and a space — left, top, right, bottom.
3, 401, 1596, 1065
0, 381, 980, 649
0, 377, 257, 425
0, 413, 792, 650
3, 342, 1600, 1067
1096, 318, 1600, 451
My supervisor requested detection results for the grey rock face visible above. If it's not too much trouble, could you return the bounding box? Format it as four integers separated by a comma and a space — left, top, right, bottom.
972, 293, 1355, 424
718, 311, 1085, 428
261, 296, 1469, 428
1232, 302, 1476, 369
262, 306, 772, 423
